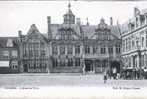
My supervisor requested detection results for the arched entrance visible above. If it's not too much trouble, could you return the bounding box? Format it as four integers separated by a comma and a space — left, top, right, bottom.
85, 60, 93, 72
110, 61, 121, 73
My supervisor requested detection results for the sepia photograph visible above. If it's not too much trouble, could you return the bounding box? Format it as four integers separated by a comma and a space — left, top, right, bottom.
0, 0, 147, 98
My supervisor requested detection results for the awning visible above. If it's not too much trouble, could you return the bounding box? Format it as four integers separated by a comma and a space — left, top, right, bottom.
0, 61, 9, 67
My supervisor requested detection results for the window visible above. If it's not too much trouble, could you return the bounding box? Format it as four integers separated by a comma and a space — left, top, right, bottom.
85, 45, 90, 54
61, 31, 66, 40
75, 58, 80, 66
41, 43, 45, 48
11, 50, 17, 58
60, 45, 65, 55
68, 58, 73, 66
60, 60, 65, 67
29, 50, 33, 57
34, 50, 39, 57
93, 46, 97, 54
132, 40, 135, 49
122, 40, 125, 52
116, 45, 121, 54
101, 46, 106, 54
141, 55, 144, 66
67, 45, 73, 55
41, 50, 46, 56
3, 51, 9, 58
53, 58, 58, 67
67, 30, 73, 40
52, 45, 58, 55
108, 47, 113, 54
142, 37, 144, 47
136, 17, 139, 27
146, 31, 147, 47
75, 45, 80, 54
128, 38, 131, 50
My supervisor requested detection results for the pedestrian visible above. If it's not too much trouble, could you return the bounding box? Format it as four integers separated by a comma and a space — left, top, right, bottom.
104, 71, 107, 84
112, 68, 117, 79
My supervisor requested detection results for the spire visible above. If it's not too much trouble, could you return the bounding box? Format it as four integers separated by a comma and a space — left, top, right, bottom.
63, 0, 75, 24
68, 0, 71, 10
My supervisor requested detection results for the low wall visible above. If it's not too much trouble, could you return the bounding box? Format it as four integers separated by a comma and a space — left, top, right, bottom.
28, 69, 48, 73
0, 67, 19, 74
51, 66, 83, 73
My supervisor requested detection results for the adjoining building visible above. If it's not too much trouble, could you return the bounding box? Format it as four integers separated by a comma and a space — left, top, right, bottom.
0, 37, 19, 73
18, 25, 50, 73
121, 7, 147, 73
18, 3, 122, 73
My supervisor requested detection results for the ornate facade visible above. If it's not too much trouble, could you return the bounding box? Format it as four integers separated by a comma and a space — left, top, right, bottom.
17, 3, 121, 73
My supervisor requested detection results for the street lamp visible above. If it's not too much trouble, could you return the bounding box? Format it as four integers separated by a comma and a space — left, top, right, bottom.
80, 26, 85, 74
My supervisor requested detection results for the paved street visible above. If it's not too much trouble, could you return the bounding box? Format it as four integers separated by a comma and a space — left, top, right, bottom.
0, 73, 147, 87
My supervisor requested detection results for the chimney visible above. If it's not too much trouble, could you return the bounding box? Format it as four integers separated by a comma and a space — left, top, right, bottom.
47, 16, 52, 39
86, 18, 89, 26
76, 18, 81, 25
110, 17, 113, 26
18, 30, 22, 36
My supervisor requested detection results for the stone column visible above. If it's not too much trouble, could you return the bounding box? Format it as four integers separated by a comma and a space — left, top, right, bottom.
145, 54, 147, 67
58, 46, 60, 55
113, 46, 116, 57
131, 55, 134, 68
73, 45, 75, 56
65, 45, 67, 55
73, 58, 75, 67
90, 46, 93, 54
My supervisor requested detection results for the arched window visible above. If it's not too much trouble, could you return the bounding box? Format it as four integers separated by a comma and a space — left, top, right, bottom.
101, 45, 106, 54
85, 45, 90, 54
75, 45, 80, 54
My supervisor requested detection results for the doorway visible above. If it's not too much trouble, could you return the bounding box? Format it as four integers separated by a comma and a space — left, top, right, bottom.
23, 64, 28, 72
85, 60, 93, 72
110, 61, 120, 73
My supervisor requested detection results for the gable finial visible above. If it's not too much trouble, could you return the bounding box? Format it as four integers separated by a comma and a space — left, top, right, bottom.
68, 0, 71, 10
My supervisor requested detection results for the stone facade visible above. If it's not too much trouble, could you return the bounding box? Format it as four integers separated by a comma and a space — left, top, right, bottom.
18, 25, 50, 73
0, 3, 122, 73
121, 7, 147, 70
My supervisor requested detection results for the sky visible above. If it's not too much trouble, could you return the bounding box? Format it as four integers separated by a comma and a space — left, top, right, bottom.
0, 1, 147, 36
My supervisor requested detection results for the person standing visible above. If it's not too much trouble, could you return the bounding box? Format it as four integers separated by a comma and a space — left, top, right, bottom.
104, 71, 107, 84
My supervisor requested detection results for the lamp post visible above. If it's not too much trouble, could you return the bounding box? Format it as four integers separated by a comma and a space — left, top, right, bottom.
80, 26, 85, 74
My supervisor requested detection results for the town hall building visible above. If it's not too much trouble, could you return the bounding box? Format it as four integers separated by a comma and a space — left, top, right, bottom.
0, 3, 121, 73
17, 3, 122, 73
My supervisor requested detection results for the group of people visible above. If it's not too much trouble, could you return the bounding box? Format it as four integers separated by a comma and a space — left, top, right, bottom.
103, 67, 147, 83
103, 68, 120, 83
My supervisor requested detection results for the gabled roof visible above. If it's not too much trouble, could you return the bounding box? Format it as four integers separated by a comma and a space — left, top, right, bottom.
25, 24, 48, 42
49, 23, 121, 39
